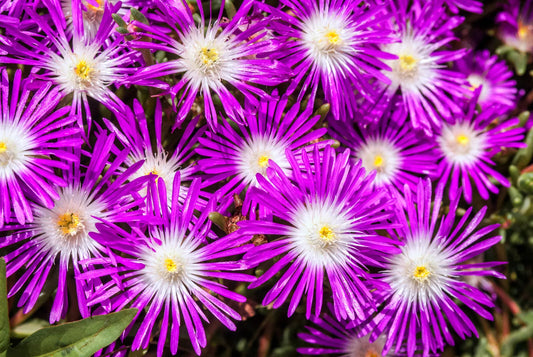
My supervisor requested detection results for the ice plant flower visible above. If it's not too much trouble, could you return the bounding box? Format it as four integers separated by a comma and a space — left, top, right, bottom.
368, 179, 506, 357
435, 94, 525, 203
456, 50, 517, 114
497, 0, 533, 53
445, 0, 483, 14
329, 98, 437, 197
126, 0, 290, 130
381, 0, 468, 134
195, 95, 329, 204
0, 133, 147, 323
262, 0, 394, 120
0, 68, 82, 227
0, 0, 138, 133
239, 145, 400, 321
80, 173, 255, 356
298, 311, 388, 356
108, 98, 207, 206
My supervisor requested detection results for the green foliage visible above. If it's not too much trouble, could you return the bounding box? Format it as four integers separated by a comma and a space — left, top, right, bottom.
0, 259, 9, 357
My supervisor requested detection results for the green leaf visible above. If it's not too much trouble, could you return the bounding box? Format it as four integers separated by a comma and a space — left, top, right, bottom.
0, 258, 9, 354
507, 50, 528, 76
7, 308, 137, 357
130, 8, 149, 25
10, 319, 49, 339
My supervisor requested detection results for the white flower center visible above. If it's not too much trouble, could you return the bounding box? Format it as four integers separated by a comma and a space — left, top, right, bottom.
300, 10, 352, 69
129, 151, 181, 193
466, 74, 490, 103
289, 200, 357, 268
357, 138, 401, 185
344, 334, 386, 357
384, 237, 451, 303
179, 26, 235, 89
0, 122, 34, 178
139, 228, 201, 298
437, 122, 485, 166
236, 135, 290, 186
33, 186, 105, 261
382, 30, 437, 92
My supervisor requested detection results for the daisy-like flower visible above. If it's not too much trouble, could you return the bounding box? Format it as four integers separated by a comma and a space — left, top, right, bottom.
298, 311, 388, 357
0, 68, 82, 227
195, 94, 329, 206
435, 94, 525, 203
0, 0, 139, 133
79, 173, 255, 356
456, 50, 517, 114
368, 178, 506, 357
126, 0, 290, 130
262, 0, 394, 120
238, 145, 400, 321
381, 0, 468, 134
107, 98, 207, 206
329, 97, 437, 197
497, 0, 533, 53
0, 133, 147, 323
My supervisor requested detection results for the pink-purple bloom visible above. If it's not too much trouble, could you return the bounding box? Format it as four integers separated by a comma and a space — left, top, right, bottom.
367, 179, 505, 357
80, 173, 255, 356
0, 132, 147, 323
239, 145, 400, 321
0, 68, 82, 227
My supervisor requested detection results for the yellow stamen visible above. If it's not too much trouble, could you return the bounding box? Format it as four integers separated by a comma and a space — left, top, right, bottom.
365, 350, 379, 357
399, 54, 417, 71
258, 155, 269, 168
57, 213, 81, 236
373, 155, 384, 167
413, 265, 430, 282
164, 258, 178, 273
325, 30, 340, 45
518, 21, 530, 39
0, 142, 6, 154
74, 60, 92, 81
86, 0, 102, 10
318, 226, 335, 243
150, 169, 159, 176
456, 134, 469, 146
200, 47, 219, 66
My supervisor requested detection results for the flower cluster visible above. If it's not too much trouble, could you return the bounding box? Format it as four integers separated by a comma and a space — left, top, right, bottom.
0, 0, 527, 356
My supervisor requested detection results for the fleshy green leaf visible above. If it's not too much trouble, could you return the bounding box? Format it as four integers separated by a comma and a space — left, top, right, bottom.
7, 308, 137, 357
0, 258, 9, 354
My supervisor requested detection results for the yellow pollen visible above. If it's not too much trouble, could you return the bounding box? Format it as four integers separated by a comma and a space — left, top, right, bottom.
258, 155, 269, 168
365, 350, 379, 357
325, 30, 340, 45
456, 134, 469, 146
373, 155, 384, 167
413, 265, 431, 282
150, 169, 159, 176
0, 142, 6, 153
86, 0, 103, 10
164, 258, 179, 273
518, 22, 530, 39
399, 54, 417, 71
57, 213, 81, 236
74, 60, 92, 81
318, 226, 335, 243
200, 47, 219, 66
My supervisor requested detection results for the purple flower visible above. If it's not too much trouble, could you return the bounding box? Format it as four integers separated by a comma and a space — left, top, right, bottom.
262, 0, 394, 120
195, 94, 329, 210
445, 0, 483, 14
126, 0, 290, 130
0, 68, 82, 227
107, 98, 207, 206
380, 0, 468, 135
497, 0, 533, 53
0, 132, 147, 323
329, 97, 437, 198
368, 179, 506, 357
79, 173, 255, 356
298, 311, 388, 356
456, 50, 517, 114
434, 95, 525, 203
0, 0, 138, 133
238, 145, 400, 321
